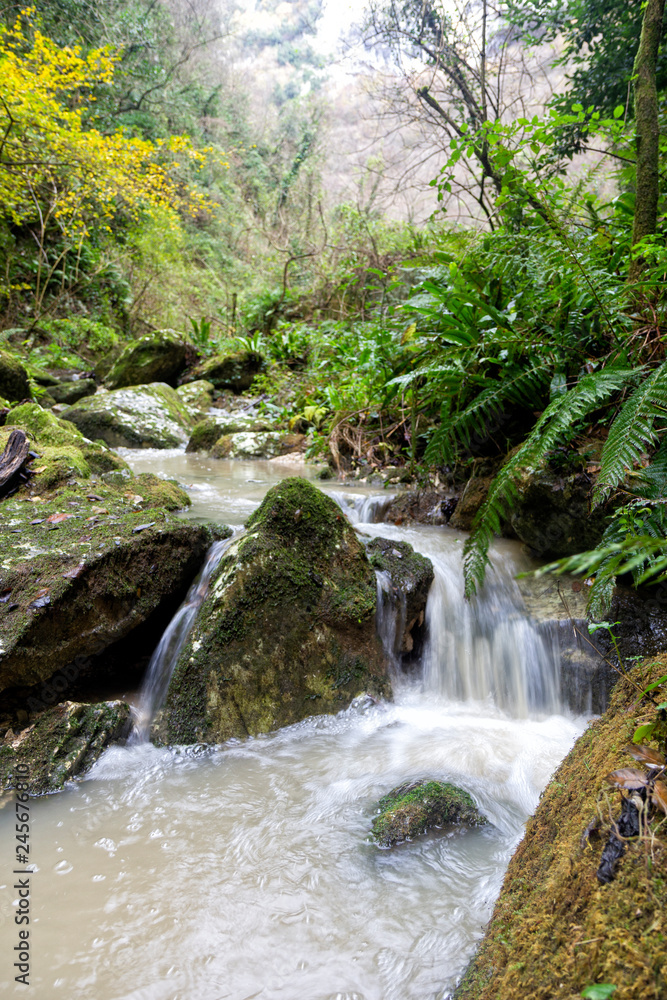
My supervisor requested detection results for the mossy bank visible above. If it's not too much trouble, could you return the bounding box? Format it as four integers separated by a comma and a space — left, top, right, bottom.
454, 657, 667, 1000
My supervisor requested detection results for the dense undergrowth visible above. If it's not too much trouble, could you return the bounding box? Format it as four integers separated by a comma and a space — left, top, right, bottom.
2, 1, 667, 618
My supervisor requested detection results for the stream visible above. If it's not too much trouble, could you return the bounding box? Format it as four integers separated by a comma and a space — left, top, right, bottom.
1, 451, 588, 999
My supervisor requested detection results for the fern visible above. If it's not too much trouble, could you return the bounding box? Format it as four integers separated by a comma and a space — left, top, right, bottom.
593, 361, 667, 504
425, 360, 553, 465
463, 366, 637, 597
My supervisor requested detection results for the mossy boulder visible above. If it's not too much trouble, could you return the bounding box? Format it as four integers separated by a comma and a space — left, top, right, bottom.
453, 657, 667, 1000
44, 378, 97, 405
366, 536, 434, 658
372, 779, 488, 847
3, 402, 128, 491
0, 349, 31, 402
153, 477, 390, 745
105, 330, 188, 389
60, 382, 194, 449
0, 700, 131, 794
186, 415, 277, 453
176, 380, 215, 416
509, 468, 609, 558
186, 349, 264, 393
0, 477, 213, 697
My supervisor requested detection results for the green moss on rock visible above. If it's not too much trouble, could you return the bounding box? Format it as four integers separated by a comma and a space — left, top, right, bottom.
186, 349, 264, 393
153, 478, 390, 745
0, 700, 131, 794
105, 330, 188, 390
0, 349, 31, 402
371, 779, 488, 847
176, 380, 215, 415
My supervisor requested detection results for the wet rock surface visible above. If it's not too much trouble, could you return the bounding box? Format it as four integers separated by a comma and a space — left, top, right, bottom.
0, 700, 131, 794
509, 468, 609, 559
365, 536, 433, 661
44, 378, 97, 406
153, 477, 390, 745
371, 779, 488, 847
61, 382, 194, 448
105, 330, 188, 389
385, 488, 459, 526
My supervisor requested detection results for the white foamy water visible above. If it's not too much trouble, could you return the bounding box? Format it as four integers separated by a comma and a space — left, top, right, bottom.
0, 454, 588, 999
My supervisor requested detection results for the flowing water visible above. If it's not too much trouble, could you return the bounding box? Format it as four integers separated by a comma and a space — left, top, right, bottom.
0, 453, 589, 999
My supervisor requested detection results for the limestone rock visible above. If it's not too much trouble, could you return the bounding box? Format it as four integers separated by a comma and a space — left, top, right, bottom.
153, 477, 390, 745
0, 349, 31, 402
0, 700, 132, 794
371, 779, 488, 847
185, 415, 275, 453
185, 349, 263, 393
176, 380, 215, 416
210, 430, 300, 460
60, 382, 193, 449
105, 330, 188, 389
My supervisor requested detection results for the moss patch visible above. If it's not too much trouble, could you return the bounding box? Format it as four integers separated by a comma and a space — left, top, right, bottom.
0, 348, 31, 402
0, 700, 131, 794
105, 329, 188, 389
372, 779, 488, 847
454, 657, 667, 1000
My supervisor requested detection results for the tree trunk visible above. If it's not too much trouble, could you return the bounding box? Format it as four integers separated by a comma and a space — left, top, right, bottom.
630, 0, 665, 278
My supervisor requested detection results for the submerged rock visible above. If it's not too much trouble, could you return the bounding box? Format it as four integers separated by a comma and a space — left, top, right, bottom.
0, 700, 131, 794
371, 779, 488, 847
186, 349, 264, 393
60, 382, 194, 448
0, 349, 31, 402
153, 477, 390, 745
105, 330, 188, 389
365, 536, 433, 659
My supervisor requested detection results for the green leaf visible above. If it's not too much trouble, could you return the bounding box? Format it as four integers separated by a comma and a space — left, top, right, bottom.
581, 985, 616, 1000
613, 105, 625, 118
633, 723, 657, 743
642, 675, 667, 694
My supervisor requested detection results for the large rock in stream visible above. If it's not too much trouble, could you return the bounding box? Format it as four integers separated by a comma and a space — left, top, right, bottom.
152, 478, 391, 745
60, 382, 194, 448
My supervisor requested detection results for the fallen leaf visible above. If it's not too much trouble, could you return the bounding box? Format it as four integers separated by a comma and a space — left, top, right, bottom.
29, 588, 50, 610
32, 466, 46, 473
0, 589, 11, 603
651, 780, 667, 815
626, 744, 666, 769
30, 518, 45, 525
90, 507, 109, 515
46, 512, 74, 524
87, 494, 104, 501
132, 522, 156, 533
607, 768, 649, 789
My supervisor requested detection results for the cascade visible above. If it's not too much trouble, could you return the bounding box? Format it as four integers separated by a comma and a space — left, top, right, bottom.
131, 534, 235, 740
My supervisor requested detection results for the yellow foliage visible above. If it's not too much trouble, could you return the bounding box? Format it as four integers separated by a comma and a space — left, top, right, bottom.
0, 9, 221, 238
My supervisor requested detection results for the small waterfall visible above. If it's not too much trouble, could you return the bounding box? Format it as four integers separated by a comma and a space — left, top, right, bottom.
375, 569, 407, 674
131, 535, 235, 741
329, 491, 395, 524
422, 550, 561, 716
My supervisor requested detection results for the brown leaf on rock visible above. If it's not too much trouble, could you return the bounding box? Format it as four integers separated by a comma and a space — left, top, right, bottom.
62, 563, 86, 580
606, 768, 650, 789
46, 512, 73, 524
651, 780, 667, 815
626, 744, 666, 769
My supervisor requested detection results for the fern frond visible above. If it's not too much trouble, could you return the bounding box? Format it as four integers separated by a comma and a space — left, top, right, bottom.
593, 361, 667, 504
425, 360, 552, 465
463, 366, 637, 597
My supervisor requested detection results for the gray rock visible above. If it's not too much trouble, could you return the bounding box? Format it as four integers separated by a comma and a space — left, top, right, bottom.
60, 383, 194, 448
105, 330, 188, 389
